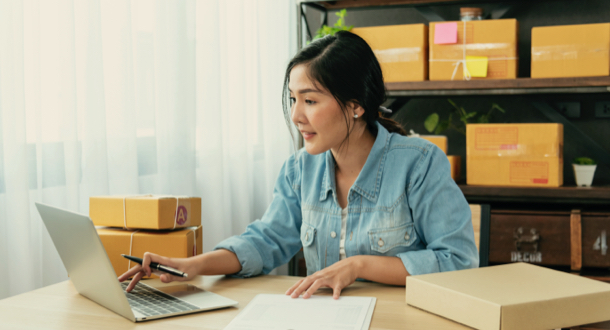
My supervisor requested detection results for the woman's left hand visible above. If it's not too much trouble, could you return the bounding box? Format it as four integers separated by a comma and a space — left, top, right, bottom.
285, 256, 362, 300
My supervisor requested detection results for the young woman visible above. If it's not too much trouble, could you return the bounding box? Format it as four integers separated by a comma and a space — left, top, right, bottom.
119, 31, 478, 299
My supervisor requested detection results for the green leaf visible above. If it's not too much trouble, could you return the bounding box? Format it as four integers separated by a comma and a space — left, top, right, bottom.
464, 111, 477, 119
573, 157, 597, 165
424, 113, 439, 133
434, 121, 449, 134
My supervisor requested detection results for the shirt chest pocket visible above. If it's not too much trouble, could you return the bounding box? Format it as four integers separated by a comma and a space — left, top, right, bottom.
300, 222, 319, 274
368, 222, 416, 254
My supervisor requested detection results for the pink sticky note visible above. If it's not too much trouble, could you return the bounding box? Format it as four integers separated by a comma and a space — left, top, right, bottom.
434, 22, 458, 45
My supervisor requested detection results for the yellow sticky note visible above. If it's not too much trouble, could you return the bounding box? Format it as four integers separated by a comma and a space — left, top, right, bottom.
465, 56, 488, 77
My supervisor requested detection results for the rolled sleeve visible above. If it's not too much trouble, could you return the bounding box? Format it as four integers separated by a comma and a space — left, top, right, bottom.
402, 145, 479, 275
214, 236, 264, 277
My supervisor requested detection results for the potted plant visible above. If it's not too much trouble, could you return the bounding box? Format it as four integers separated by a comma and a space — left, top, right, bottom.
573, 157, 597, 187
424, 99, 505, 135
309, 9, 352, 43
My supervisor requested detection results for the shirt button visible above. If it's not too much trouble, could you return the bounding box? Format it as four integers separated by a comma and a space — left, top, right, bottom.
378, 238, 384, 247
331, 231, 337, 238
405, 233, 410, 240
305, 233, 309, 240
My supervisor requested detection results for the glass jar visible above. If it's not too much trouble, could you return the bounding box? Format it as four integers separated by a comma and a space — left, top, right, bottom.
460, 7, 483, 21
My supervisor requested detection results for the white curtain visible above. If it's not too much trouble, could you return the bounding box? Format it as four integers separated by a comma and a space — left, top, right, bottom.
0, 0, 296, 300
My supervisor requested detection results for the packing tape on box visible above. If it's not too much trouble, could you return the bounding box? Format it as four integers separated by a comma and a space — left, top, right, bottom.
125, 227, 198, 272
373, 47, 422, 63
121, 195, 190, 230
532, 44, 609, 61
430, 20, 518, 80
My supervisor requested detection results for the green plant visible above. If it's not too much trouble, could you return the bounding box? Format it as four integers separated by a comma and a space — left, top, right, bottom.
573, 157, 597, 165
309, 9, 353, 43
424, 99, 506, 135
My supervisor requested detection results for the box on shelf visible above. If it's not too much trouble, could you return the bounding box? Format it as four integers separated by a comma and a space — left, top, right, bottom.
531, 23, 610, 78
429, 19, 518, 80
447, 155, 461, 182
417, 135, 447, 154
97, 226, 202, 277
90, 195, 201, 230
466, 123, 563, 187
406, 263, 610, 330
352, 24, 427, 82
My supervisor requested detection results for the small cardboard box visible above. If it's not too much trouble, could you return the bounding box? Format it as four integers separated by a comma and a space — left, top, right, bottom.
429, 19, 518, 80
418, 135, 448, 154
532, 23, 610, 78
97, 226, 202, 277
406, 263, 610, 330
90, 195, 201, 230
447, 155, 461, 182
466, 123, 563, 187
352, 24, 428, 82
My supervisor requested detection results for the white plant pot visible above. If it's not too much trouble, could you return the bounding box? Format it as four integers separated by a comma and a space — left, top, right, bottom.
573, 164, 597, 187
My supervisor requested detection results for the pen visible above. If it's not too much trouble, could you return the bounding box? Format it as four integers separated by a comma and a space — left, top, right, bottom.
121, 254, 188, 278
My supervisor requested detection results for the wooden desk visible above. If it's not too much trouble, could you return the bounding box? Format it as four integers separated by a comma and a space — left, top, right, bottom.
1, 275, 609, 329
0, 275, 473, 329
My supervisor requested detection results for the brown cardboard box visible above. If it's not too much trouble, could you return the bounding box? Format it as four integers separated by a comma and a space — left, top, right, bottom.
447, 155, 461, 181
97, 226, 202, 277
352, 24, 427, 82
466, 123, 563, 187
418, 135, 447, 154
429, 19, 518, 80
532, 23, 610, 78
90, 195, 201, 230
406, 263, 610, 330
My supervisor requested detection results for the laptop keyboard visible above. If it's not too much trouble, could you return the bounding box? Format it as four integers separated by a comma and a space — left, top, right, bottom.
121, 282, 200, 317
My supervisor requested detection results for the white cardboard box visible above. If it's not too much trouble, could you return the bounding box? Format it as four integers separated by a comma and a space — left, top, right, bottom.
406, 263, 610, 330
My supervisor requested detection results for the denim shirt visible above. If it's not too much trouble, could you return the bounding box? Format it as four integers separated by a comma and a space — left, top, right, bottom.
215, 122, 479, 277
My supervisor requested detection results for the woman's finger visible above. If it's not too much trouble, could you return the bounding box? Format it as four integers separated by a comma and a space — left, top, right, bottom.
285, 278, 305, 295
118, 264, 142, 282
290, 276, 316, 298
332, 285, 343, 300
159, 273, 184, 283
125, 271, 144, 293
302, 279, 326, 299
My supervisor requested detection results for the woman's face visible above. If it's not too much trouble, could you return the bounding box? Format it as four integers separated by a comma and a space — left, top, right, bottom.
289, 64, 353, 155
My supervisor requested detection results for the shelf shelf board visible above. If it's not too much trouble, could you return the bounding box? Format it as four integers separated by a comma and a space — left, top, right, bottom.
385, 76, 610, 96
459, 184, 610, 205
300, 0, 496, 9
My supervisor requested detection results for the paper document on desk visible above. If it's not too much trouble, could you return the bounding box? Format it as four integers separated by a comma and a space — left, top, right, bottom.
224, 294, 376, 330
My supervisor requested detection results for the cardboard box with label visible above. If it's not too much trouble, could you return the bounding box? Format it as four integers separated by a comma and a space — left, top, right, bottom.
413, 135, 461, 181
466, 123, 563, 187
406, 263, 610, 330
429, 19, 518, 80
97, 226, 202, 277
352, 24, 427, 82
532, 23, 610, 78
90, 195, 201, 230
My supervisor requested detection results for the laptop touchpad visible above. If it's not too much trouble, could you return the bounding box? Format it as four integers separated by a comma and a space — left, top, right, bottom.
157, 284, 204, 299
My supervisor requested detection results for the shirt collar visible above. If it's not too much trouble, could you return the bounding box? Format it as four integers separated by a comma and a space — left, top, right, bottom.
319, 122, 390, 203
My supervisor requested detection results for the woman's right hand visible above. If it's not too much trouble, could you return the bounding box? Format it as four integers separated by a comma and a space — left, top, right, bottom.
117, 252, 198, 292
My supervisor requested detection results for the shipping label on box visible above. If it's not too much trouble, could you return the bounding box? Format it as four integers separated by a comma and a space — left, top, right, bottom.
429, 19, 518, 80
352, 24, 428, 82
466, 124, 563, 187
97, 226, 202, 278
90, 195, 202, 230
532, 23, 610, 78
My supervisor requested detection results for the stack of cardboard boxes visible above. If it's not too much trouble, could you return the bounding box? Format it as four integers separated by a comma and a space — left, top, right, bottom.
90, 196, 203, 277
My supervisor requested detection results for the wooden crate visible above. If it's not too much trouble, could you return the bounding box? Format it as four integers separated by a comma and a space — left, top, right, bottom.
488, 209, 610, 270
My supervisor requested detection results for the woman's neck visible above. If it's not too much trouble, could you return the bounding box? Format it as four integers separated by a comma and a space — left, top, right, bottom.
331, 125, 376, 179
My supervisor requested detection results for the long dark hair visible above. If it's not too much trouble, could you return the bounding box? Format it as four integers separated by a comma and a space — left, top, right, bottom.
282, 30, 407, 149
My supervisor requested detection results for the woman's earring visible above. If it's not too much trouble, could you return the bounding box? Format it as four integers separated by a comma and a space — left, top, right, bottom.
353, 114, 359, 119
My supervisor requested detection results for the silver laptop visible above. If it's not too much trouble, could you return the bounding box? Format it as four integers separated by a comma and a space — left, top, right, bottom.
35, 202, 238, 322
